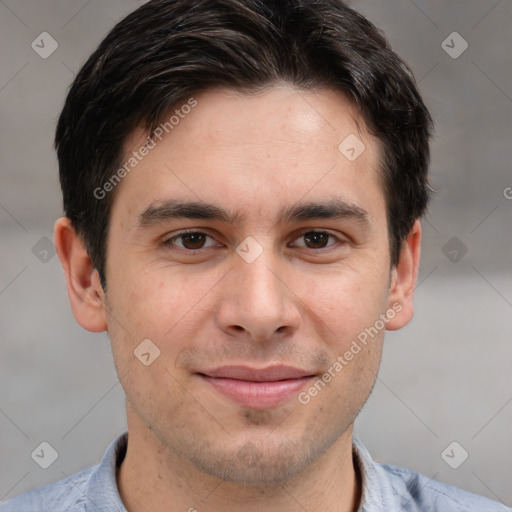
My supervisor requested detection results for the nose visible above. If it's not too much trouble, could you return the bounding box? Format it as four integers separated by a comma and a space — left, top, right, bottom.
215, 247, 302, 343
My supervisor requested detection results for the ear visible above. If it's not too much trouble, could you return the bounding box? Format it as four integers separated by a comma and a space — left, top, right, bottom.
386, 219, 422, 331
54, 217, 107, 332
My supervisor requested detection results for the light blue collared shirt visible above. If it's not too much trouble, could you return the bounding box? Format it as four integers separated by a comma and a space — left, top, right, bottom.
1, 432, 509, 511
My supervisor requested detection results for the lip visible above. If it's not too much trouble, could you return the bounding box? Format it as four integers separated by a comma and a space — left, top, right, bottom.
197, 365, 316, 409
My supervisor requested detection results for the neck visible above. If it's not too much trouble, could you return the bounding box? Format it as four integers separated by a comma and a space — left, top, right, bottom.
117, 414, 361, 512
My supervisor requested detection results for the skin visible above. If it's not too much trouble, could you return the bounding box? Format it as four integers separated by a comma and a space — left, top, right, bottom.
54, 85, 421, 512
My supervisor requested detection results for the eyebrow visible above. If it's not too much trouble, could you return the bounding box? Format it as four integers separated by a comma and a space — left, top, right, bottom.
135, 198, 370, 229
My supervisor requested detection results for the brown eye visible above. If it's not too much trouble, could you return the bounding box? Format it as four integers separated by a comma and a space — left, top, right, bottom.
180, 233, 207, 249
164, 231, 217, 250
293, 231, 338, 250
304, 231, 330, 249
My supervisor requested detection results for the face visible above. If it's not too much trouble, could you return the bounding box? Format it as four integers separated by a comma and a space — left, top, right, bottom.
94, 86, 409, 485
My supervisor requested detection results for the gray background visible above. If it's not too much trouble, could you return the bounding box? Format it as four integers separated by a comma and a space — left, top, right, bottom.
1, 0, 511, 507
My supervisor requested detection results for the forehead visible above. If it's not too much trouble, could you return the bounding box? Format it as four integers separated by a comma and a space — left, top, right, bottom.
112, 85, 384, 225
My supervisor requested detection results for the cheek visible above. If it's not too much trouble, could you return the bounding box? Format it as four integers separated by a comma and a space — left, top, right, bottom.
303, 266, 389, 344
108, 264, 223, 356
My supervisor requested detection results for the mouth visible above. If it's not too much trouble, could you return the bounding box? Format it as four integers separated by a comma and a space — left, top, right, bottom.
196, 365, 317, 410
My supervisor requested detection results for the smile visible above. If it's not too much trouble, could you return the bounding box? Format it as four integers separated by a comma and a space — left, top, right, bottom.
197, 365, 316, 410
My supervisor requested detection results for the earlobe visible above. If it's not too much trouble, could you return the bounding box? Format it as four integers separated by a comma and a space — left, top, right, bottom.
54, 217, 108, 333
386, 219, 422, 331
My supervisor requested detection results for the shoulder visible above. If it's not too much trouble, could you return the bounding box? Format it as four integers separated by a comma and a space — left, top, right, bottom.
0, 432, 127, 512
0, 466, 95, 512
380, 462, 511, 512
352, 436, 511, 512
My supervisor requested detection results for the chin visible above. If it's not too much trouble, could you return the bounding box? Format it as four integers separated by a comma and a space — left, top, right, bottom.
178, 429, 329, 488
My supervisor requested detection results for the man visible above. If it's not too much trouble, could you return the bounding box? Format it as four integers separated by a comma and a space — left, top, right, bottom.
1, 0, 509, 511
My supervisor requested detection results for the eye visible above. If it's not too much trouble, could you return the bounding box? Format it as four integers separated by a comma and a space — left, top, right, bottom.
163, 229, 344, 252
163, 231, 219, 250
291, 230, 341, 250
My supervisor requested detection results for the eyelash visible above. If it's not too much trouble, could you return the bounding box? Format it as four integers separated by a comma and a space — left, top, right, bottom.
162, 229, 344, 252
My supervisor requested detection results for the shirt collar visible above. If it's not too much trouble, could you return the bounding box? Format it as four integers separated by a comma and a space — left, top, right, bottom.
85, 431, 128, 512
352, 435, 400, 511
